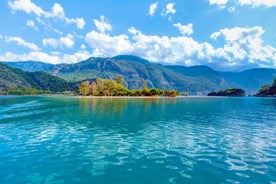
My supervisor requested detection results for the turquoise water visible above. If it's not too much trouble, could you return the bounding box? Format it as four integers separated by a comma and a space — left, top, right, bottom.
0, 96, 275, 184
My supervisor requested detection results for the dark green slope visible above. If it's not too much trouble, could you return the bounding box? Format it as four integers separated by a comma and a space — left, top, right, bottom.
0, 62, 73, 94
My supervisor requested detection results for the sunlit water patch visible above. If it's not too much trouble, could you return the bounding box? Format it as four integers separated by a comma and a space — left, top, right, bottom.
0, 96, 275, 183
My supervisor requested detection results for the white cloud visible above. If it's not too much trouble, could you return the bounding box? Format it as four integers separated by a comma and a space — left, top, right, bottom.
84, 25, 276, 70
93, 15, 112, 33
5, 36, 40, 51
209, 0, 276, 7
26, 20, 38, 31
8, 0, 44, 16
42, 34, 74, 49
210, 26, 276, 69
8, 0, 85, 29
164, 3, 176, 16
85, 30, 133, 57
209, 0, 229, 6
0, 50, 91, 64
173, 23, 193, 36
149, 2, 158, 16
50, 3, 65, 19
238, 0, 276, 7
161, 3, 176, 20
128, 27, 212, 65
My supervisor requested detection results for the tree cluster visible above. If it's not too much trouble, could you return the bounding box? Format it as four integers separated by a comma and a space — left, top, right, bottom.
78, 76, 180, 97
255, 78, 276, 96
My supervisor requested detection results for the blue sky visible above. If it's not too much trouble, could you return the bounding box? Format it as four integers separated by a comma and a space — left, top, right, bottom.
0, 0, 276, 71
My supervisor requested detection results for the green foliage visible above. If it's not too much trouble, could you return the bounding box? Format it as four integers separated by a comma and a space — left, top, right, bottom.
0, 62, 74, 95
255, 77, 276, 96
77, 77, 180, 97
259, 84, 271, 92
207, 88, 245, 96
9, 88, 52, 95
142, 88, 150, 96
78, 81, 90, 96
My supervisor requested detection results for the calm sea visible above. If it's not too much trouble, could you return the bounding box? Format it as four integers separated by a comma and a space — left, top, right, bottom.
0, 96, 275, 184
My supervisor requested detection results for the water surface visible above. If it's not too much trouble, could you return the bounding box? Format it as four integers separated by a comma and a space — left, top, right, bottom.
0, 96, 275, 183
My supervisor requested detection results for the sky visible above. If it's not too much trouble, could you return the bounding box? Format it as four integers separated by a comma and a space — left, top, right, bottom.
0, 0, 276, 71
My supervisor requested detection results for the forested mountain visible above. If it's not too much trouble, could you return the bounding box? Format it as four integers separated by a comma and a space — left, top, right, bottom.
0, 62, 73, 94
45, 55, 231, 94
2, 55, 276, 94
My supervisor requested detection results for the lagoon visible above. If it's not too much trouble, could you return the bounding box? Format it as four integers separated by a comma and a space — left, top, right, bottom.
0, 96, 276, 183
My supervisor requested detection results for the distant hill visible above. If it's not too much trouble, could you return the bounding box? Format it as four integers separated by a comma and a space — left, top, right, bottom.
2, 55, 276, 94
2, 61, 53, 72
221, 68, 276, 94
0, 62, 73, 94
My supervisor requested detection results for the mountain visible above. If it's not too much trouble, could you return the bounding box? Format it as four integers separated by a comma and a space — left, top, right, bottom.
3, 55, 276, 94
0, 62, 73, 94
2, 61, 53, 72
221, 68, 276, 94
45, 55, 231, 94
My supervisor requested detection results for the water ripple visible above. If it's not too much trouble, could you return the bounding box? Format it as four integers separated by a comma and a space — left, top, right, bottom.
0, 97, 276, 183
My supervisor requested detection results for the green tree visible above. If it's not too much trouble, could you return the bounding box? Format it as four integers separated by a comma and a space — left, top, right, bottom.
96, 78, 104, 94
142, 87, 150, 96
78, 81, 90, 96
259, 84, 271, 92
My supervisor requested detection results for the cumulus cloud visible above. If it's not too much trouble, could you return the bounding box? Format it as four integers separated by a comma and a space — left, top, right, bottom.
8, 0, 44, 16
8, 0, 85, 29
93, 16, 112, 33
149, 2, 158, 16
85, 31, 133, 57
173, 23, 193, 36
5, 36, 40, 51
210, 26, 276, 69
128, 27, 213, 65
42, 34, 74, 49
84, 24, 276, 70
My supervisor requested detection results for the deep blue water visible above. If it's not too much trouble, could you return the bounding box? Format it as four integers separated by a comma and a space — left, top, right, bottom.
0, 96, 275, 184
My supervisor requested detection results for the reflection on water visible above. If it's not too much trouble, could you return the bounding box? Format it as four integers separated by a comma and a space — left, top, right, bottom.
0, 96, 276, 183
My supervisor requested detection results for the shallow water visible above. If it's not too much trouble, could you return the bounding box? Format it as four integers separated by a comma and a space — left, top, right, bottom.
0, 96, 275, 183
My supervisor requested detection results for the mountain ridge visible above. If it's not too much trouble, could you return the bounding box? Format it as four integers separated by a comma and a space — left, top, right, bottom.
2, 55, 276, 94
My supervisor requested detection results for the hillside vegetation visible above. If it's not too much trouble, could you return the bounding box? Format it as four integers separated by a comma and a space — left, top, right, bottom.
0, 62, 73, 94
